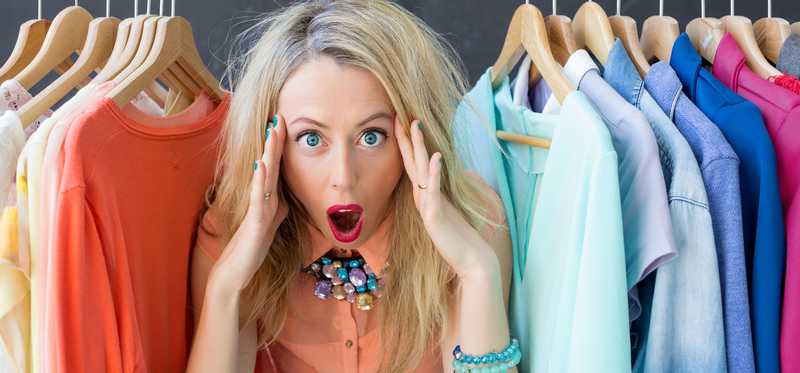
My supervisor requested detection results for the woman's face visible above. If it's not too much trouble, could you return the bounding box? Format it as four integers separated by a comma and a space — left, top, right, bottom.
278, 56, 404, 248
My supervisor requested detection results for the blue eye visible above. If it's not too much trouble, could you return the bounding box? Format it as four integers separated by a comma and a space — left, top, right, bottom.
300, 133, 321, 147
360, 129, 385, 147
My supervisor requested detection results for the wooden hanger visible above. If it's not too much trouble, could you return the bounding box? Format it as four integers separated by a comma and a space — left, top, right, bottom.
13, 6, 93, 91
572, 1, 615, 65
686, 17, 725, 63
18, 14, 120, 128
545, 15, 577, 65
107, 15, 223, 107
492, 4, 575, 149
753, 17, 790, 64
0, 19, 51, 82
792, 22, 800, 36
609, 14, 650, 76
721, 15, 781, 78
640, 15, 679, 63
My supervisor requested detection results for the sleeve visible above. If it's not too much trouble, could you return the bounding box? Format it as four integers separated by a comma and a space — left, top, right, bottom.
567, 150, 631, 373
45, 187, 126, 373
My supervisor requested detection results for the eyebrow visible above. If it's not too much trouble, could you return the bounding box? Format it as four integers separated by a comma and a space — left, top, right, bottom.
288, 112, 394, 129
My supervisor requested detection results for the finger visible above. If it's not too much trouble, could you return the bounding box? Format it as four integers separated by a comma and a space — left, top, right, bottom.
410, 120, 430, 187
429, 152, 442, 195
263, 114, 286, 199
394, 116, 417, 183
248, 159, 266, 213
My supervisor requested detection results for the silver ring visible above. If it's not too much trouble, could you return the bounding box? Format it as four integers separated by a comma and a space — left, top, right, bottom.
264, 192, 272, 200
417, 184, 428, 190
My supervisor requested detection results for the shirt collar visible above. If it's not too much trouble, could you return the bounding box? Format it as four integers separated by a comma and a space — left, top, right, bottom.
669, 33, 704, 101
644, 62, 684, 120
303, 211, 393, 271
603, 38, 645, 106
710, 33, 747, 90
562, 49, 601, 88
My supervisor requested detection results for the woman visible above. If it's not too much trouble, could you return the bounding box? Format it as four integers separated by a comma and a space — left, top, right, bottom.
186, 1, 515, 372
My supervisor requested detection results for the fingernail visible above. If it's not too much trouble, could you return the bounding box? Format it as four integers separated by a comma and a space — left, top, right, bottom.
266, 127, 271, 141
417, 121, 424, 130
264, 122, 270, 139
273, 115, 279, 128
253, 161, 259, 170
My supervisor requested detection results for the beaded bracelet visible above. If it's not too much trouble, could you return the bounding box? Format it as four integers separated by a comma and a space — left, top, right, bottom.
451, 338, 521, 372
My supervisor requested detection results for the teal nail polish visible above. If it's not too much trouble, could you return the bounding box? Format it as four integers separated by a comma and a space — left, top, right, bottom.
418, 122, 424, 130
273, 115, 279, 128
253, 161, 259, 170
264, 122, 270, 139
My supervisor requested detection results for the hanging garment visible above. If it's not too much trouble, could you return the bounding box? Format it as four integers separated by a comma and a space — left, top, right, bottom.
534, 49, 678, 326
455, 68, 630, 373
0, 206, 27, 373
711, 32, 800, 373
44, 93, 229, 373
672, 32, 786, 373
0, 78, 51, 373
20, 82, 164, 373
195, 200, 446, 373
777, 33, 800, 78
603, 39, 728, 373
644, 62, 753, 373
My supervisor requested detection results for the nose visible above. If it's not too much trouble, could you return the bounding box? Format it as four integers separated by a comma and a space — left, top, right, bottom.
330, 145, 357, 191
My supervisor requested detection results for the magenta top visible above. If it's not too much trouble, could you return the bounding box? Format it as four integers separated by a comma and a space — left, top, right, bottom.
713, 32, 800, 373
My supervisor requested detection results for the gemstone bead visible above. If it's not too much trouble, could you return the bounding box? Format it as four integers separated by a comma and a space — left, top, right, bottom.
310, 262, 321, 272
349, 268, 367, 287
356, 285, 366, 293
321, 257, 332, 265
332, 260, 342, 269
343, 283, 355, 294
331, 275, 344, 285
322, 264, 335, 278
314, 280, 332, 299
363, 263, 374, 275
346, 292, 356, 303
367, 277, 378, 291
372, 288, 383, 298
348, 259, 360, 268
337, 267, 349, 281
332, 285, 347, 300
355, 293, 374, 311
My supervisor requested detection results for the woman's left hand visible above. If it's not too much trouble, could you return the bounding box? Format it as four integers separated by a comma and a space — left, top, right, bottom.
394, 118, 500, 279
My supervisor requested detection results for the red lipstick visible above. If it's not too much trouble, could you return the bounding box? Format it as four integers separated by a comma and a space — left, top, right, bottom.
326, 204, 364, 243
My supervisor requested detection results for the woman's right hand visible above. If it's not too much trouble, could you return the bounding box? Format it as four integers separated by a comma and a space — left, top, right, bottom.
209, 114, 289, 296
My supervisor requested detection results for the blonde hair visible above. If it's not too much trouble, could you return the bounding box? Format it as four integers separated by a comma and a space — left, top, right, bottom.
211, 1, 499, 371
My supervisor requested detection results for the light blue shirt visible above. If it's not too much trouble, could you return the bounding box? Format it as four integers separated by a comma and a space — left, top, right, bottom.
604, 40, 727, 373
455, 68, 631, 373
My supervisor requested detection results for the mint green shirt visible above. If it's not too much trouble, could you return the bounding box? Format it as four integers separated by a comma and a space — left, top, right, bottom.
455, 69, 631, 373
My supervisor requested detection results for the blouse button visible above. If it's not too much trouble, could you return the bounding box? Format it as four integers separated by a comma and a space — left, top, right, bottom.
345, 340, 354, 348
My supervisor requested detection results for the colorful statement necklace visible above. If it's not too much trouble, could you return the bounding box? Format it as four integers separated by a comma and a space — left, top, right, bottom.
303, 250, 385, 311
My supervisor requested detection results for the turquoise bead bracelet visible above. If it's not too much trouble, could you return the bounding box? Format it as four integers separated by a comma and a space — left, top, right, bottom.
452, 338, 521, 372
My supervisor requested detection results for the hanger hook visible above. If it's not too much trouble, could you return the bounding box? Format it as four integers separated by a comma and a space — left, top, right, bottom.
701, 0, 705, 18
172, 0, 176, 16
659, 0, 664, 16
552, 0, 556, 15
160, 0, 164, 16
107, 0, 110, 17
617, 0, 621, 16
38, 0, 42, 19
147, 0, 151, 15
134, 0, 138, 16
767, 0, 771, 18
730, 0, 734, 16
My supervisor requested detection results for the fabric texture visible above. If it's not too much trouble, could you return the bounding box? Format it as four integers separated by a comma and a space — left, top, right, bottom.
45, 93, 228, 373
456, 68, 630, 373
604, 39, 727, 373
712, 32, 800, 373
672, 32, 786, 373
559, 50, 677, 322
778, 33, 800, 78
0, 79, 51, 138
645, 61, 752, 373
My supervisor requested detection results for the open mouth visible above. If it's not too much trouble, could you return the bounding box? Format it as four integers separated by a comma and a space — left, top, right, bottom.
326, 204, 364, 243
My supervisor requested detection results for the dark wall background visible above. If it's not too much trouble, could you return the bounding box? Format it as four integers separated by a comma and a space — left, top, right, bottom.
1, 0, 799, 86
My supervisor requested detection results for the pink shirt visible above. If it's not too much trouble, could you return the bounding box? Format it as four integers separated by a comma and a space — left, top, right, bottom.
712, 32, 800, 372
